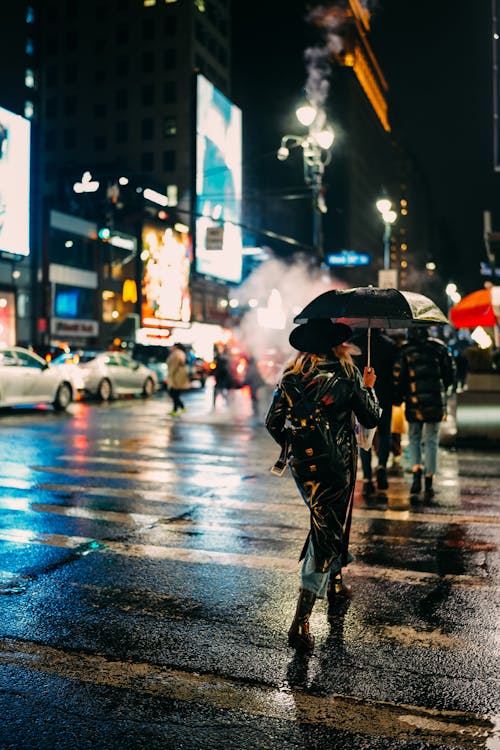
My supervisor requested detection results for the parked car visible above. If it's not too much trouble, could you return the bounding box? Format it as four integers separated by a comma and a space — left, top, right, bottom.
132, 343, 209, 389
52, 350, 158, 401
0, 346, 81, 410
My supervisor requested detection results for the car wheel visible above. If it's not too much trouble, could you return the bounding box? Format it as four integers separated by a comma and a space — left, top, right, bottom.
53, 382, 72, 411
98, 378, 112, 401
142, 377, 154, 398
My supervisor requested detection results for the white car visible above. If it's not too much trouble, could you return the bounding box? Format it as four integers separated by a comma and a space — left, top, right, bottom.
0, 346, 81, 410
53, 350, 158, 401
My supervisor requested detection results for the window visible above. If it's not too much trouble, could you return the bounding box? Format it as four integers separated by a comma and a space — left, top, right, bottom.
65, 64, 77, 84
46, 97, 57, 117
95, 69, 107, 84
64, 97, 76, 116
142, 19, 155, 39
141, 152, 154, 171
26, 6, 35, 23
94, 102, 107, 117
163, 115, 176, 136
116, 23, 129, 43
115, 55, 129, 75
66, 30, 78, 50
64, 129, 76, 149
115, 89, 128, 109
142, 85, 154, 106
26, 38, 34, 55
141, 118, 154, 139
115, 121, 129, 143
163, 150, 176, 171
163, 48, 176, 69
44, 130, 57, 151
164, 16, 177, 35
95, 135, 107, 150
47, 35, 58, 54
142, 51, 155, 73
46, 66, 57, 86
163, 81, 176, 103
24, 101, 34, 119
144, 0, 156, 6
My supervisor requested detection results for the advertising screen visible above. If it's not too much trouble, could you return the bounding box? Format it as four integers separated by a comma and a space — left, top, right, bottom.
195, 75, 242, 284
141, 225, 192, 326
0, 106, 30, 257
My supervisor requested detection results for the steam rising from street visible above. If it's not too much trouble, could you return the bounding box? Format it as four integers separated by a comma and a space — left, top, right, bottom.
235, 254, 346, 365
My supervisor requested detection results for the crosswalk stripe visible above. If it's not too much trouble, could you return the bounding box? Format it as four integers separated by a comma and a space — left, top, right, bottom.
0, 497, 496, 555
0, 639, 496, 747
0, 529, 493, 589
36, 479, 500, 526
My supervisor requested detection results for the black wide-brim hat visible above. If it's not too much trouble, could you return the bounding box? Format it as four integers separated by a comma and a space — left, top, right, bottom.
289, 320, 353, 355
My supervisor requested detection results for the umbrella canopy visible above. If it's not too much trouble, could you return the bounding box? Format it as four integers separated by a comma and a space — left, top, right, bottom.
294, 287, 449, 328
449, 287, 500, 329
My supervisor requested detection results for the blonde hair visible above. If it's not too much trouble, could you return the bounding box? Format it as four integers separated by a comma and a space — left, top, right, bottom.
284, 345, 355, 378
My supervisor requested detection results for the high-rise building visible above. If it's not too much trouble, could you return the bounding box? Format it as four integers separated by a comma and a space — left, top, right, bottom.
24, 0, 236, 350
0, 3, 37, 347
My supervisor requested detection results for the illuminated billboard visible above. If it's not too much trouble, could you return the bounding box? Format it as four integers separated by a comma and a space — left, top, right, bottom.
195, 75, 242, 284
141, 225, 192, 326
0, 106, 30, 257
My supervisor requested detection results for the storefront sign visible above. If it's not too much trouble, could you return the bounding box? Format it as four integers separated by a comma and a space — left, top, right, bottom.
51, 318, 99, 337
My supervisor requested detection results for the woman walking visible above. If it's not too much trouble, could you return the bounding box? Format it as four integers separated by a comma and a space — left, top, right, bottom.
265, 320, 380, 652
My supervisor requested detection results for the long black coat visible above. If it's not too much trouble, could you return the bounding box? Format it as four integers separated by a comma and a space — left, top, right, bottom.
265, 358, 380, 573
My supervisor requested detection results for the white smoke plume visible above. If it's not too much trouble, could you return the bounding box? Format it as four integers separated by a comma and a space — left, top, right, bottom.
304, 2, 350, 108
235, 254, 347, 377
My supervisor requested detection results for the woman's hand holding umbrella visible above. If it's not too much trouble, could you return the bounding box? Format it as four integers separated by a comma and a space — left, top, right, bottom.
363, 366, 377, 389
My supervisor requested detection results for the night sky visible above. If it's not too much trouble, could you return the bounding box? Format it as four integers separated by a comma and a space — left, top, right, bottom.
232, 0, 500, 295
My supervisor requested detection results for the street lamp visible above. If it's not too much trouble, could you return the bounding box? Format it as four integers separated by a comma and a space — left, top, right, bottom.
277, 103, 335, 264
376, 197, 397, 270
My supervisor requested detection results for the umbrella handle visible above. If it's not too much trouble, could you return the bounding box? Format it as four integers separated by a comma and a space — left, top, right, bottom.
367, 326, 371, 370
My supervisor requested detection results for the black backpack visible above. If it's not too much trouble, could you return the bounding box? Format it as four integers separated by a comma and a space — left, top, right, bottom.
284, 381, 342, 483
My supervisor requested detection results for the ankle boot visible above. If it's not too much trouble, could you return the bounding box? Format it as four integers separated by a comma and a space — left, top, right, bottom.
288, 589, 316, 652
424, 474, 435, 500
410, 468, 422, 494
327, 572, 352, 619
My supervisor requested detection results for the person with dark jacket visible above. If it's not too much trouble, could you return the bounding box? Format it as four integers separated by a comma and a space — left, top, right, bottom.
393, 327, 455, 500
265, 320, 380, 653
350, 328, 398, 497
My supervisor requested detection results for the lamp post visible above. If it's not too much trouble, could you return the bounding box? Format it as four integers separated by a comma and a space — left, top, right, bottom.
277, 103, 334, 264
376, 198, 398, 270
376, 197, 397, 271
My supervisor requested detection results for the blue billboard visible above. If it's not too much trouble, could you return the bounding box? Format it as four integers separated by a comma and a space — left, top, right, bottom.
0, 106, 30, 257
195, 75, 242, 284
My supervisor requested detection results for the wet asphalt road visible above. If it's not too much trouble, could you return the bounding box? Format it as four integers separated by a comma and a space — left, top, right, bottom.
0, 384, 498, 750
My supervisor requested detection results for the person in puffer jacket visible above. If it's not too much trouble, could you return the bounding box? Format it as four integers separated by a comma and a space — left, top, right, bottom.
393, 327, 455, 501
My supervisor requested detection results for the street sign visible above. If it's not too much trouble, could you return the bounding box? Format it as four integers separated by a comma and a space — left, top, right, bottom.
326, 250, 371, 266
378, 268, 398, 289
205, 226, 224, 250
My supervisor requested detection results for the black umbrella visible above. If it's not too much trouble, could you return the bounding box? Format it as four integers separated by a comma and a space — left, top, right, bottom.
293, 287, 449, 367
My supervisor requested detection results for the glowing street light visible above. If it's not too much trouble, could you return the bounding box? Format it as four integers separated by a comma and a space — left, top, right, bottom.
376, 197, 397, 270
277, 102, 335, 264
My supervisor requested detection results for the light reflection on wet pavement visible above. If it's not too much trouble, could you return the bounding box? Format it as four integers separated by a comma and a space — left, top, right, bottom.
0, 385, 498, 749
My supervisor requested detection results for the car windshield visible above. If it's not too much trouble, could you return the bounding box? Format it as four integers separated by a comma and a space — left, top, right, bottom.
53, 351, 100, 365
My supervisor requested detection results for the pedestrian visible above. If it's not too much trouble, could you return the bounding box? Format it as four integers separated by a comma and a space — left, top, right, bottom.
393, 327, 456, 501
166, 343, 190, 416
265, 319, 380, 652
243, 355, 266, 417
350, 328, 398, 498
212, 345, 232, 409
